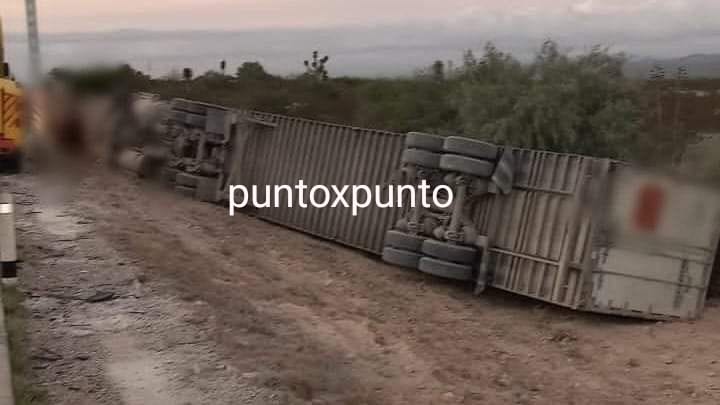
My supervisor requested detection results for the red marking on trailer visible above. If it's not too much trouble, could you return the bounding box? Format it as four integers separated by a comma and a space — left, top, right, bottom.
634, 184, 665, 232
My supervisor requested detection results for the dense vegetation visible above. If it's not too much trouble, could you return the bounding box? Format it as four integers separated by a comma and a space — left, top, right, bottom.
51, 41, 720, 172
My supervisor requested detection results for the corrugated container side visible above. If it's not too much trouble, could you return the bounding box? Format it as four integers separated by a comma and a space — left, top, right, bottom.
236, 111, 407, 254
188, 100, 720, 320
475, 148, 600, 308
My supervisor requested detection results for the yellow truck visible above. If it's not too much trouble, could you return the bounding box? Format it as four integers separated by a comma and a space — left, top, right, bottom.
0, 17, 23, 171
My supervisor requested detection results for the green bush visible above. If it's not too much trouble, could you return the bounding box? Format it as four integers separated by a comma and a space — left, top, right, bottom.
452, 41, 643, 158
133, 45, 711, 165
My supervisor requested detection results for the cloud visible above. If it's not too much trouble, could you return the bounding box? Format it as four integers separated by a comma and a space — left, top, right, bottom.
569, 0, 595, 15
3, 0, 720, 79
567, 0, 672, 16
446, 0, 720, 45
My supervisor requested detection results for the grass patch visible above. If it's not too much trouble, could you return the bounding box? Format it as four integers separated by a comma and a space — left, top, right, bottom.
2, 284, 47, 404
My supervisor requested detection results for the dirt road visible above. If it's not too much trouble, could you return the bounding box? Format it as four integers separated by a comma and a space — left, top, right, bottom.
7, 170, 720, 404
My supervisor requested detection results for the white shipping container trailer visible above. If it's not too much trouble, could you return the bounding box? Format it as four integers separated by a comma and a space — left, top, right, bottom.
161, 98, 720, 321
475, 151, 720, 320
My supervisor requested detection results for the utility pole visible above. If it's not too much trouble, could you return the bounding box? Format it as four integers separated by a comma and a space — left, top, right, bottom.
25, 0, 42, 83
0, 17, 7, 78
0, 17, 5, 71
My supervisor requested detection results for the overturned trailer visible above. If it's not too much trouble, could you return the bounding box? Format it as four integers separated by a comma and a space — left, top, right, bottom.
135, 96, 720, 321
473, 153, 720, 319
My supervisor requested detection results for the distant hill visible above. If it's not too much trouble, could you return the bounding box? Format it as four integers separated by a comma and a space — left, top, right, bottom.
626, 54, 720, 79
5, 29, 720, 80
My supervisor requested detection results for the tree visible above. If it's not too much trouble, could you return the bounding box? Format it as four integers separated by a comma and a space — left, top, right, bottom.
182, 67, 194, 81
648, 64, 666, 81
639, 64, 696, 165
49, 64, 150, 94
431, 60, 445, 81
453, 41, 643, 158
236, 62, 270, 80
648, 64, 666, 126
303, 51, 330, 81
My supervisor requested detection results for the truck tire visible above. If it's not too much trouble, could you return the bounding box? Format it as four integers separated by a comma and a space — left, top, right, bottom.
4, 153, 21, 174
418, 257, 473, 281
161, 168, 181, 185
422, 239, 477, 264
384, 230, 426, 252
169, 111, 187, 124
172, 99, 207, 115
402, 149, 441, 169
440, 154, 494, 178
196, 176, 220, 203
405, 132, 444, 152
175, 185, 196, 198
176, 172, 201, 187
443, 137, 498, 161
186, 113, 207, 129
382, 247, 422, 270
1, 262, 17, 278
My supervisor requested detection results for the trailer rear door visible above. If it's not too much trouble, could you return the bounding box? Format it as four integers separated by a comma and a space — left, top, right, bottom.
590, 166, 720, 319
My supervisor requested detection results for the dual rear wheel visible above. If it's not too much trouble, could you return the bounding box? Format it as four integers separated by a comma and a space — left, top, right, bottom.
382, 134, 500, 282
382, 230, 479, 281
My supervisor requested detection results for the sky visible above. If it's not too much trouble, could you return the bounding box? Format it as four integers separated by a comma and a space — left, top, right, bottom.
2, 0, 719, 78
2, 0, 717, 34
